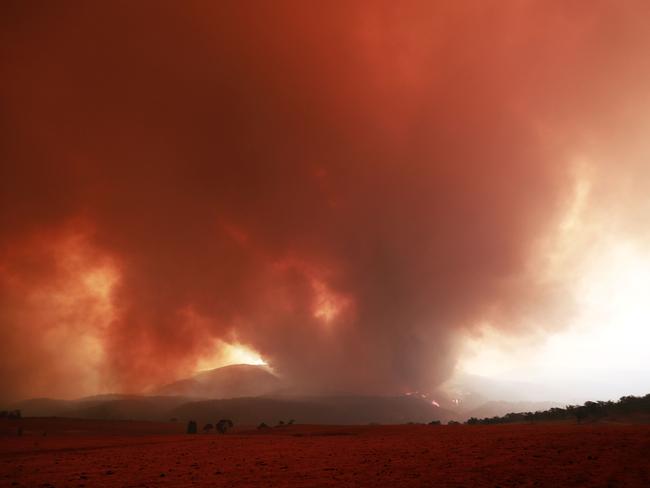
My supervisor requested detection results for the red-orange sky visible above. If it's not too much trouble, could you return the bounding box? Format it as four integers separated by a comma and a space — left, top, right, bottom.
2, 1, 650, 403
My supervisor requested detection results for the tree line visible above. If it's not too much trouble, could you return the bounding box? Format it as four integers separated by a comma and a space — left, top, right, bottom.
186, 418, 296, 433
464, 394, 650, 425
0, 410, 22, 419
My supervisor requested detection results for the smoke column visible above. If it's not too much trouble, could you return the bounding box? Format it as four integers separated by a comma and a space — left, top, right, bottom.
2, 1, 650, 402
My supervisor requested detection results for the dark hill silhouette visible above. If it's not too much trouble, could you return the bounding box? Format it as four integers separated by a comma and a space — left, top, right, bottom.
170, 395, 456, 425
70, 396, 190, 421
10, 394, 456, 425
9, 364, 458, 424
13, 395, 190, 421
12, 398, 76, 417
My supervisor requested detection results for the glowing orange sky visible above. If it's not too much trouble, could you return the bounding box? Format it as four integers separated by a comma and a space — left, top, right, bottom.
2, 1, 650, 402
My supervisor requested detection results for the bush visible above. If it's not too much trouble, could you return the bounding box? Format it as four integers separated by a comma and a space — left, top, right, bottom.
4, 410, 22, 420
216, 419, 233, 434
574, 407, 588, 423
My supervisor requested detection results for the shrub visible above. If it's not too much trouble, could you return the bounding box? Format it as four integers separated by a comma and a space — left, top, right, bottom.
216, 419, 233, 434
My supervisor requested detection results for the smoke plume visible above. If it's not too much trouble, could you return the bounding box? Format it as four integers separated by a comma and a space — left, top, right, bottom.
2, 1, 650, 402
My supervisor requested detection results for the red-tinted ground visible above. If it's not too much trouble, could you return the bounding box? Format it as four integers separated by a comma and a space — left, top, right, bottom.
1, 419, 649, 487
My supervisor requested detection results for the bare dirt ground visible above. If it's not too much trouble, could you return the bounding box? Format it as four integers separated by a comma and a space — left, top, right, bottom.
1, 418, 649, 487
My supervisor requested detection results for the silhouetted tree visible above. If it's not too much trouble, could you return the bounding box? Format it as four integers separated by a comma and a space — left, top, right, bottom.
216, 419, 233, 434
257, 422, 270, 429
574, 406, 588, 423
277, 420, 285, 427
187, 420, 197, 434
288, 419, 295, 425
203, 423, 214, 433
429, 420, 441, 425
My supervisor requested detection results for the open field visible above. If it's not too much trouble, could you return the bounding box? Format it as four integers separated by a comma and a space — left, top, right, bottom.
1, 419, 649, 487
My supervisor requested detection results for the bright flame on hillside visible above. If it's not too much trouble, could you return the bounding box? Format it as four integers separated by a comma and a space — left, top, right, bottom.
195, 340, 267, 372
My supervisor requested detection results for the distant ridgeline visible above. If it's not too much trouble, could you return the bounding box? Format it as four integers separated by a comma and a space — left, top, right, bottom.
465, 394, 650, 425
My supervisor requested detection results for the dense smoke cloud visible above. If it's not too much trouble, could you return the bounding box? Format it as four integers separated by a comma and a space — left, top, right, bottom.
2, 1, 650, 402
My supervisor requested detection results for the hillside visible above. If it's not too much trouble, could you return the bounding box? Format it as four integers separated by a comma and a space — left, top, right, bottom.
11, 394, 454, 426
152, 364, 283, 398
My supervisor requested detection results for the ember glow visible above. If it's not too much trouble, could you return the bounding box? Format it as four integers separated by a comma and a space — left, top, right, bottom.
3, 1, 650, 403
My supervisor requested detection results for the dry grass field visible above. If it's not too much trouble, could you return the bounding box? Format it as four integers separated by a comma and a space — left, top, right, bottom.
1, 418, 649, 487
